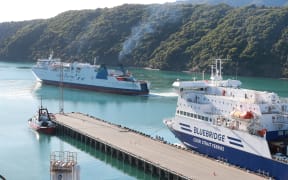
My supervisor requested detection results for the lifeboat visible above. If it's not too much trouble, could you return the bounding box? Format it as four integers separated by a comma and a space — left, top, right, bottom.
257, 129, 267, 137
230, 111, 254, 119
116, 76, 125, 81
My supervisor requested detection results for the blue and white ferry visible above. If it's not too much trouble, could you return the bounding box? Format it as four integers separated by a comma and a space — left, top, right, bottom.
32, 53, 150, 95
164, 59, 288, 179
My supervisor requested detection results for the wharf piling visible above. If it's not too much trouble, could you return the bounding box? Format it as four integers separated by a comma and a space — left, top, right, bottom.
53, 112, 265, 180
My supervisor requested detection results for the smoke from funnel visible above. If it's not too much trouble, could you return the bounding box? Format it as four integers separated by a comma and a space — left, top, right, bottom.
118, 3, 182, 61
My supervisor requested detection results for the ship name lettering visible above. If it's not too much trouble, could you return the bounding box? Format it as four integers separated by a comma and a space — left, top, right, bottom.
194, 127, 225, 142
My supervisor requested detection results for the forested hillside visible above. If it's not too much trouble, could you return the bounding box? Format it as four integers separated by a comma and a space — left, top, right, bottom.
178, 0, 288, 7
0, 3, 288, 78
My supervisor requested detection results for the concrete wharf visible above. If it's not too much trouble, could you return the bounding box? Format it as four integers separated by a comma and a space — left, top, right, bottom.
53, 112, 266, 180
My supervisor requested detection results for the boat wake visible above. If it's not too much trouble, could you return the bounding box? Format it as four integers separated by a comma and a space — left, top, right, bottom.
0, 80, 34, 99
149, 91, 177, 97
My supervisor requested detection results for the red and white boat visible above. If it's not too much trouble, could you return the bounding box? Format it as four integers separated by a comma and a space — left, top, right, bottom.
28, 105, 57, 135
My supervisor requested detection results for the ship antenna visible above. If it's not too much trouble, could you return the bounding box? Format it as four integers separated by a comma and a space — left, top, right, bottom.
192, 72, 196, 81
93, 56, 99, 65
49, 50, 54, 60
214, 58, 222, 81
40, 96, 43, 109
94, 57, 97, 65
202, 70, 205, 80
210, 64, 214, 81
214, 58, 231, 81
59, 59, 64, 114
219, 59, 222, 79
235, 61, 238, 80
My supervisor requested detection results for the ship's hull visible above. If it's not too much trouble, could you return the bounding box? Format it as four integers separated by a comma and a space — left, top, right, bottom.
166, 119, 288, 180
32, 70, 149, 95
29, 121, 56, 135
41, 79, 149, 95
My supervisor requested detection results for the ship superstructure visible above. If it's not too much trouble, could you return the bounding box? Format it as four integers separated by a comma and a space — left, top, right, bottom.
164, 59, 288, 179
32, 53, 150, 95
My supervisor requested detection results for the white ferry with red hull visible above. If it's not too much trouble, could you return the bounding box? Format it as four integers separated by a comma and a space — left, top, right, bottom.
164, 59, 288, 179
32, 53, 150, 95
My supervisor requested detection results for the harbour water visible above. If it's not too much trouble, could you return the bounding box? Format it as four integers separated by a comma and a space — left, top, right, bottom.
0, 61, 288, 179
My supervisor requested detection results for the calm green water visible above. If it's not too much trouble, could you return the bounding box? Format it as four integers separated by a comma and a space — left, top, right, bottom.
0, 61, 288, 179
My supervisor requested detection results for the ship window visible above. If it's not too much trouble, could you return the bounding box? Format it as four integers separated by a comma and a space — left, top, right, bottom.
180, 111, 183, 115
205, 117, 208, 121
177, 110, 179, 114
183, 112, 186, 116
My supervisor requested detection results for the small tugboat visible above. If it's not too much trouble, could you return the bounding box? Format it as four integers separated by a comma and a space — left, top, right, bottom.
28, 103, 57, 135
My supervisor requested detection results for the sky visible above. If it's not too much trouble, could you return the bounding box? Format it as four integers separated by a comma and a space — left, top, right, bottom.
0, 0, 175, 23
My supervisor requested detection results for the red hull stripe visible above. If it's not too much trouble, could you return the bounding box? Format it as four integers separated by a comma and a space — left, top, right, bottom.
29, 122, 56, 135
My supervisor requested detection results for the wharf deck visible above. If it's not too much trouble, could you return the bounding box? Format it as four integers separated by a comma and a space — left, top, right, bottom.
54, 112, 265, 180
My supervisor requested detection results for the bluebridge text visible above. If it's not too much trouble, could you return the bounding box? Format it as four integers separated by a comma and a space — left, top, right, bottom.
194, 127, 225, 142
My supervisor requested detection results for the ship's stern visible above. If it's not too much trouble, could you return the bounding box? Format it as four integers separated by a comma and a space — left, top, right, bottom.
140, 81, 150, 95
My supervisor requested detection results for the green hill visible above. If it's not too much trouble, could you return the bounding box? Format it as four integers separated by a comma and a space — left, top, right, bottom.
0, 3, 287, 78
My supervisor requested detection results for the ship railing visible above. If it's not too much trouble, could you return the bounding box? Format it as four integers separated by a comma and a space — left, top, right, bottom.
272, 153, 288, 164
211, 114, 261, 133
256, 169, 270, 178
186, 98, 210, 105
211, 115, 227, 126
50, 151, 77, 172
272, 117, 288, 125
33, 62, 49, 69
280, 97, 288, 103
260, 103, 286, 114
163, 118, 174, 127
